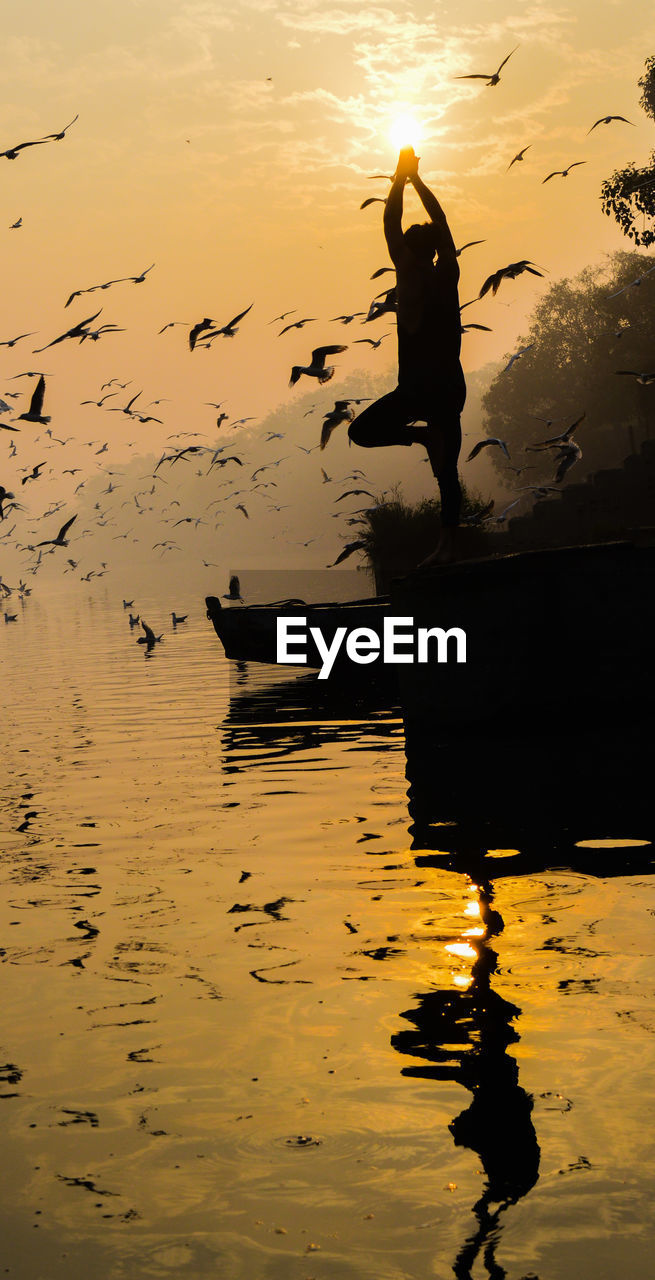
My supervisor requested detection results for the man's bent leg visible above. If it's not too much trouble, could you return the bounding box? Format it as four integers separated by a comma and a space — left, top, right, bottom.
348, 389, 423, 450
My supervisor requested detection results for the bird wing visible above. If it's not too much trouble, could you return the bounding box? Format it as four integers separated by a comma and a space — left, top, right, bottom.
496, 46, 519, 74
141, 621, 155, 643
329, 541, 367, 566
28, 375, 46, 416
224, 302, 253, 329
311, 345, 347, 366
478, 269, 503, 298
56, 515, 77, 542
466, 441, 487, 460
542, 171, 560, 183
455, 73, 494, 81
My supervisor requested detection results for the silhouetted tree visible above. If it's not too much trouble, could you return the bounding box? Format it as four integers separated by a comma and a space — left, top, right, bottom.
480, 251, 655, 486
601, 56, 655, 246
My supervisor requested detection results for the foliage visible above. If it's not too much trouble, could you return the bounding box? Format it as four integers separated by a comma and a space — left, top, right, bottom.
350, 484, 493, 586
601, 56, 655, 246
480, 251, 655, 486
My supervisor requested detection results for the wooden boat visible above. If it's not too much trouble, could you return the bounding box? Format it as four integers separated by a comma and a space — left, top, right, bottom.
206, 540, 654, 726
205, 592, 391, 671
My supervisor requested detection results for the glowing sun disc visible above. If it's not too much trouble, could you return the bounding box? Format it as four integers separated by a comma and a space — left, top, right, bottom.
389, 113, 422, 151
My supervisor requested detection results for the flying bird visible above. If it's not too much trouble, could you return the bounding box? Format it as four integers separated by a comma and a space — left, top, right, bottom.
17, 375, 50, 424
289, 345, 347, 386
189, 317, 215, 350
328, 541, 367, 566
553, 441, 582, 483
455, 46, 519, 87
34, 309, 103, 351
200, 303, 253, 341
0, 332, 35, 348
42, 114, 79, 142
527, 412, 586, 449
36, 514, 77, 548
466, 438, 510, 461
478, 261, 544, 298
223, 575, 243, 601
354, 334, 389, 349
456, 240, 486, 255
504, 343, 534, 371
335, 489, 375, 502
542, 162, 586, 184
587, 115, 634, 133
21, 462, 47, 485
614, 370, 655, 385
507, 146, 531, 170
279, 317, 316, 335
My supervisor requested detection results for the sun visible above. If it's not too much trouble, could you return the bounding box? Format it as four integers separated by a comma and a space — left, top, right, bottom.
388, 113, 422, 152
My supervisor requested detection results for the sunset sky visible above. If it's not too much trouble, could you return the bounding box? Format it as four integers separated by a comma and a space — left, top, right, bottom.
2, 0, 655, 570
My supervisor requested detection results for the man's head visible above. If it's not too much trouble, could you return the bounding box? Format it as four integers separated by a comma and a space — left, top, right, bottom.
404, 222, 438, 262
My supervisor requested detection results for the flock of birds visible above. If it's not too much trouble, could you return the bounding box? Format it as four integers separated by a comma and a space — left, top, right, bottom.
1, 71, 652, 624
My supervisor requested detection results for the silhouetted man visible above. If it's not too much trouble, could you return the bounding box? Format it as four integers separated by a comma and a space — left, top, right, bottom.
349, 147, 466, 563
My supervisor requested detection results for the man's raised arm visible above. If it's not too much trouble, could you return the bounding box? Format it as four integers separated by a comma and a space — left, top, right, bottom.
383, 172, 406, 265
410, 172, 457, 260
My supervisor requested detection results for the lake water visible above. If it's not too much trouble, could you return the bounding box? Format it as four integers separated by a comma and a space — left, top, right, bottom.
1, 571, 654, 1280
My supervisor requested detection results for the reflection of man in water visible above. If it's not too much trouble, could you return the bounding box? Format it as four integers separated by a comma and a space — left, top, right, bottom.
348, 146, 466, 564
392, 883, 540, 1279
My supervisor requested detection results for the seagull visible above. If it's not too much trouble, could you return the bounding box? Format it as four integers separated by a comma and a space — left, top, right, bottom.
507, 146, 531, 171
34, 309, 102, 351
615, 370, 655, 385
542, 162, 586, 184
328, 541, 367, 566
331, 312, 366, 324
363, 286, 397, 322
17, 375, 50, 424
201, 303, 253, 341
503, 343, 534, 371
137, 620, 162, 649
171, 612, 188, 625
354, 334, 389, 349
553, 441, 582, 482
41, 114, 79, 142
36, 514, 77, 548
527, 412, 586, 449
587, 115, 634, 133
189, 317, 215, 351
9, 217, 22, 229
320, 398, 371, 450
269, 309, 296, 325
279, 317, 316, 335
0, 333, 34, 348
335, 488, 375, 502
235, 503, 249, 519
456, 239, 486, 255
455, 46, 519, 86
128, 613, 140, 627
223, 575, 243, 601
321, 400, 355, 449
21, 462, 47, 485
466, 438, 510, 461
478, 261, 544, 298
290, 345, 347, 387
